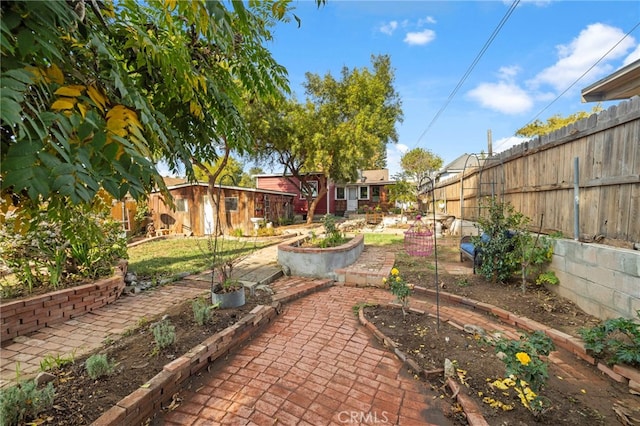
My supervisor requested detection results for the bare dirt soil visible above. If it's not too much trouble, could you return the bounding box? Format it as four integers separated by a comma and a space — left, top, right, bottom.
363, 236, 638, 426
33, 289, 272, 425
9, 234, 639, 425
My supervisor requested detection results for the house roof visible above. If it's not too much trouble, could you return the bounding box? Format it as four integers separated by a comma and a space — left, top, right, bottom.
439, 153, 484, 173
581, 59, 640, 102
156, 181, 297, 197
253, 169, 396, 186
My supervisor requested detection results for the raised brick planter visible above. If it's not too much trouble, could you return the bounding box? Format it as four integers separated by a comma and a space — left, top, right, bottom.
0, 268, 126, 344
92, 303, 279, 425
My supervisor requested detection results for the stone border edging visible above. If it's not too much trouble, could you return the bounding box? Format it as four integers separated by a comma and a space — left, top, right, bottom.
357, 304, 489, 426
0, 267, 126, 344
413, 286, 640, 394
92, 303, 280, 425
92, 277, 335, 425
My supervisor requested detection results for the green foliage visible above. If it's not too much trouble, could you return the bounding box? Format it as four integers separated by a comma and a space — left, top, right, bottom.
494, 331, 555, 392
535, 270, 559, 286
0, 379, 55, 425
245, 54, 403, 224
579, 312, 640, 367
85, 354, 114, 380
39, 352, 75, 372
352, 302, 377, 316
192, 297, 218, 326
2, 0, 296, 205
0, 197, 127, 295
384, 267, 412, 315
231, 228, 244, 238
492, 331, 555, 416
474, 198, 528, 283
515, 105, 602, 138
152, 319, 176, 350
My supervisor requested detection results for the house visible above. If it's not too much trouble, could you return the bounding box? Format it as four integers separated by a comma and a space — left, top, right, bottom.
147, 180, 296, 236
254, 169, 395, 219
436, 153, 485, 183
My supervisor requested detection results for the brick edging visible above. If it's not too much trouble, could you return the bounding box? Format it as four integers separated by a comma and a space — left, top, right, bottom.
92, 303, 280, 425
0, 265, 126, 344
357, 304, 489, 426
413, 286, 640, 390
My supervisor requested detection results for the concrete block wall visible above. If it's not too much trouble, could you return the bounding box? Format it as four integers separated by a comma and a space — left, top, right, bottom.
549, 239, 640, 320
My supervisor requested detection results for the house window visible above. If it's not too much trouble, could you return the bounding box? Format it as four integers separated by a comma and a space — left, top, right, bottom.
300, 180, 318, 199
359, 186, 369, 200
371, 186, 381, 202
176, 198, 188, 212
225, 197, 238, 212
335, 187, 346, 200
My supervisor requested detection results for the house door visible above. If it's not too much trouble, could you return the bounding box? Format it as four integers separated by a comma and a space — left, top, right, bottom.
203, 195, 214, 235
347, 186, 358, 211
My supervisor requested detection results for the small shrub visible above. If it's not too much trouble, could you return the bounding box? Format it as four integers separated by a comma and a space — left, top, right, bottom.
383, 267, 412, 316
535, 270, 559, 286
490, 331, 554, 416
192, 297, 217, 326
231, 228, 244, 238
579, 311, 640, 367
85, 354, 114, 379
152, 319, 176, 350
0, 379, 55, 425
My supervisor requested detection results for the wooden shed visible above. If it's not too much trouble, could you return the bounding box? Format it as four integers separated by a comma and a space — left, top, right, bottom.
147, 182, 296, 236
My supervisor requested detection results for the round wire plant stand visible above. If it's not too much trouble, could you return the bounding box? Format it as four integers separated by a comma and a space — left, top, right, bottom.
404, 218, 434, 257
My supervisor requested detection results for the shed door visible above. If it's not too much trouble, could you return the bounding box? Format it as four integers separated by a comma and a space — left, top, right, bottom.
203, 195, 214, 235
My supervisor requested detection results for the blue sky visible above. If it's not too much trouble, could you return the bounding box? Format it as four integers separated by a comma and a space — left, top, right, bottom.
265, 0, 640, 176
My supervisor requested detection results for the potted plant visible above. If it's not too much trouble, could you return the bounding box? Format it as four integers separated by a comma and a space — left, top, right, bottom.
209, 237, 248, 309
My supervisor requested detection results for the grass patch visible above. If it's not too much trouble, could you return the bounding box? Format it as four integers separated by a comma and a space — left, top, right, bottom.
363, 233, 404, 246
127, 238, 268, 279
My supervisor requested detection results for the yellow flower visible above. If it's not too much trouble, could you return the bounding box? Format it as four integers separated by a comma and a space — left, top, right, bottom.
382, 277, 387, 283
391, 268, 399, 276
516, 352, 531, 366
396, 276, 402, 282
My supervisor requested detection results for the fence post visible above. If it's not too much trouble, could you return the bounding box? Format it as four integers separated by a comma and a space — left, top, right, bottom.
574, 157, 580, 241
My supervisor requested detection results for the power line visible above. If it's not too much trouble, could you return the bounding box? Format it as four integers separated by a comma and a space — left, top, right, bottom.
519, 20, 640, 131
493, 19, 640, 153
414, 0, 520, 147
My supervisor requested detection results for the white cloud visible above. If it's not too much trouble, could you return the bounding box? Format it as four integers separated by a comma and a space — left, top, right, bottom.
379, 20, 398, 36
386, 144, 408, 177
417, 16, 437, 26
467, 80, 533, 115
531, 23, 636, 91
404, 29, 436, 46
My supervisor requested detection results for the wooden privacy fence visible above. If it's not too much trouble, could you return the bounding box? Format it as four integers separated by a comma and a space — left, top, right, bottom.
433, 97, 640, 246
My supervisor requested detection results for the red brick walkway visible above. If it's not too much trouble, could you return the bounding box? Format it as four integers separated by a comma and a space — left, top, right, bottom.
159, 285, 454, 425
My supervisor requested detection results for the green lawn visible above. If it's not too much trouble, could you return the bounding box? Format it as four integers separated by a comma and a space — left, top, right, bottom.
362, 233, 404, 246
127, 238, 268, 279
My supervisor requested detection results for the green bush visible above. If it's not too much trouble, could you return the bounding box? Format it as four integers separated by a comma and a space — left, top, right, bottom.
473, 198, 527, 283
0, 197, 127, 296
152, 319, 176, 350
0, 379, 55, 425
579, 311, 640, 367
85, 354, 114, 380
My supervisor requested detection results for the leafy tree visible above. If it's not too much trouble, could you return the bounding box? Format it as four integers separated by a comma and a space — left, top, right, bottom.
400, 148, 443, 211
246, 54, 403, 223
388, 173, 414, 217
238, 166, 264, 188
515, 105, 603, 137
1, 0, 294, 211
194, 157, 246, 187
